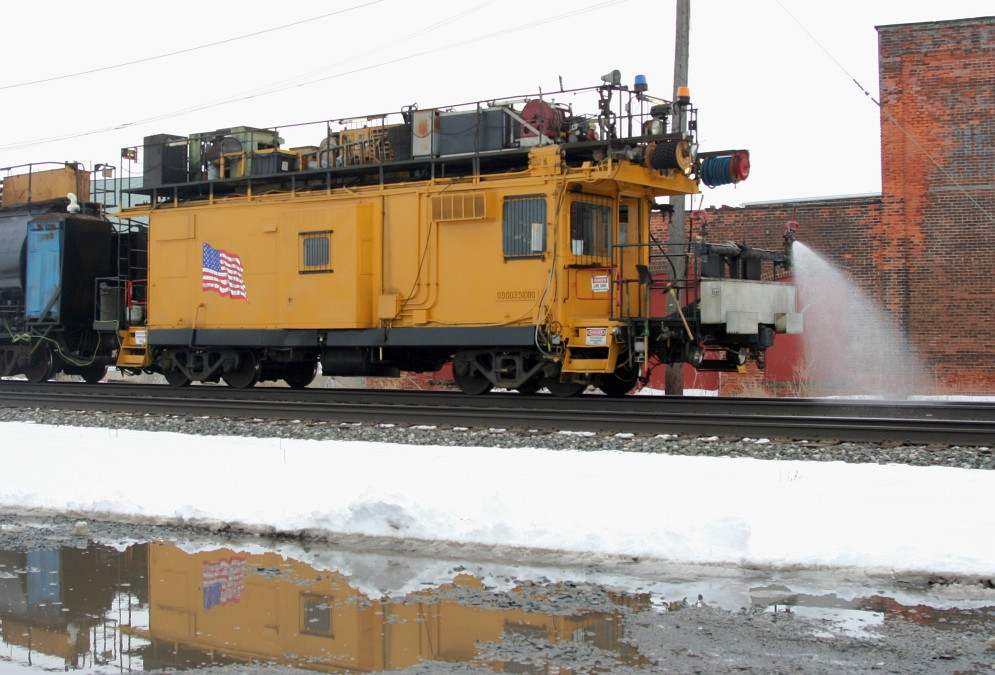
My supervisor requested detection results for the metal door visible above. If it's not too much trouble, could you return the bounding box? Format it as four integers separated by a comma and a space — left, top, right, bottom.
25, 220, 64, 321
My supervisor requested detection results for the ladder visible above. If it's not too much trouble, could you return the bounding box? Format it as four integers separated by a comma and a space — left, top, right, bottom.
117, 326, 152, 368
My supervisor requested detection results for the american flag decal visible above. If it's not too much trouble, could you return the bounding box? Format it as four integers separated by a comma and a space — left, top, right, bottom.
202, 242, 248, 301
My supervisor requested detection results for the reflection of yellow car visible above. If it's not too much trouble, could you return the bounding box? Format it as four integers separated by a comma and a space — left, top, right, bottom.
140, 543, 649, 672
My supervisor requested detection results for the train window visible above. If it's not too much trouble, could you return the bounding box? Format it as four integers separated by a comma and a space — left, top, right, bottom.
300, 230, 333, 273
569, 197, 612, 261
619, 205, 629, 245
502, 196, 546, 258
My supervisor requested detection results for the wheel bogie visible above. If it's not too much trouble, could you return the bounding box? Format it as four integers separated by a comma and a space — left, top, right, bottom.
163, 366, 191, 387
542, 376, 587, 397
66, 363, 109, 383
282, 361, 318, 389
515, 378, 542, 395
599, 368, 639, 397
154, 347, 325, 389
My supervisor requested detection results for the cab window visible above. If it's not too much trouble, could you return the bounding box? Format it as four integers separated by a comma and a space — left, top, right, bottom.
569, 197, 612, 261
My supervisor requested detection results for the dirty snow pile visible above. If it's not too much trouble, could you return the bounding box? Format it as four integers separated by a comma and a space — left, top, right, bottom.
1, 421, 992, 576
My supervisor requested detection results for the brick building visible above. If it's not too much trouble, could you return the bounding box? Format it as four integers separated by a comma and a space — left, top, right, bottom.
695, 15, 995, 396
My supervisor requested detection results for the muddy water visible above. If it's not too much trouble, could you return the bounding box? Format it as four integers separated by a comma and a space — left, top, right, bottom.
0, 517, 993, 674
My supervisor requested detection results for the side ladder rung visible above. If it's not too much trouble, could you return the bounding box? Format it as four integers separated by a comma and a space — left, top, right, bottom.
116, 327, 152, 368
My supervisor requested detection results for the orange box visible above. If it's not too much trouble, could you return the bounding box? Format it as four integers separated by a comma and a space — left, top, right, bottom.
2, 166, 90, 207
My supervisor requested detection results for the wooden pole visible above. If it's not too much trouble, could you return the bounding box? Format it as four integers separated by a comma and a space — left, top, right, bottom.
666, 0, 690, 396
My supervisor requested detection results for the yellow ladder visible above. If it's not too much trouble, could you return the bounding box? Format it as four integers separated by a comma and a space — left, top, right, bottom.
117, 327, 152, 368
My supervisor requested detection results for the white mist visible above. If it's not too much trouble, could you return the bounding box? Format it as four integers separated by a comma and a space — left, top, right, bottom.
791, 242, 929, 398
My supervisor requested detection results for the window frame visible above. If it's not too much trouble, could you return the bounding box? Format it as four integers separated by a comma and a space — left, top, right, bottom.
502, 195, 547, 259
299, 230, 333, 274
568, 196, 613, 263
300, 593, 334, 636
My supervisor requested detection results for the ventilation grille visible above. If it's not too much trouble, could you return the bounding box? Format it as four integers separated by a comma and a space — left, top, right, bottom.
431, 193, 493, 222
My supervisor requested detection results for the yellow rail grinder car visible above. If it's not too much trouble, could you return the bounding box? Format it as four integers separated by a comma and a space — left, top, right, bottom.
115, 75, 800, 394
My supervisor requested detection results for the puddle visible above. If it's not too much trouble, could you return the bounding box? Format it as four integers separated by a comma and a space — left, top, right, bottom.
0, 536, 993, 672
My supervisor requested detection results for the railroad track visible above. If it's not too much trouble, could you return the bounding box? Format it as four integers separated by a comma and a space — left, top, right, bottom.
1, 381, 993, 447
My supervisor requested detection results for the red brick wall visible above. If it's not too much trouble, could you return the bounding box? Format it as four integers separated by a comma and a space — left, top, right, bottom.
690, 16, 995, 396
878, 17, 995, 393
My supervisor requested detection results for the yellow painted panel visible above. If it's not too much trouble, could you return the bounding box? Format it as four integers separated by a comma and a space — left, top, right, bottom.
149, 199, 379, 330
155, 213, 196, 241
382, 193, 422, 297
153, 240, 189, 278
430, 220, 546, 325
355, 203, 374, 324
149, 240, 192, 327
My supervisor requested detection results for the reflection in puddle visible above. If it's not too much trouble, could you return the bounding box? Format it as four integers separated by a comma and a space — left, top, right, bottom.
0, 545, 148, 671
0, 537, 992, 672
143, 543, 653, 672
750, 583, 995, 638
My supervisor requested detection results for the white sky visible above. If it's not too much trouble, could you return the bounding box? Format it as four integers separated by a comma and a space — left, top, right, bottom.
1, 1, 992, 207
2, 421, 993, 577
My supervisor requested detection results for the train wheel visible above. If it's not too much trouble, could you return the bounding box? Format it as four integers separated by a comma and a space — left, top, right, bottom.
726, 349, 747, 367
78, 364, 108, 384
453, 352, 493, 395
223, 351, 261, 389
283, 361, 317, 389
684, 344, 705, 368
454, 369, 493, 395
542, 377, 586, 397
515, 378, 541, 395
599, 368, 638, 397
162, 366, 191, 387
24, 346, 54, 383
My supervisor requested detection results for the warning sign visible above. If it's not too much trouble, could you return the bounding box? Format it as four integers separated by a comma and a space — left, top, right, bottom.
586, 327, 608, 346
591, 275, 610, 292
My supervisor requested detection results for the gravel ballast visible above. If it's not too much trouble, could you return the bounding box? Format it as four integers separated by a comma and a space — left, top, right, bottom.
1, 406, 992, 470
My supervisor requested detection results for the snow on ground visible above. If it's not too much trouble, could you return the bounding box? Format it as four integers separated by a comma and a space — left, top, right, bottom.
1, 421, 992, 577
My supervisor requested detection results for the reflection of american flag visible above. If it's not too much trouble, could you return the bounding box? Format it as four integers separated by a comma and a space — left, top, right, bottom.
203, 556, 247, 610
202, 243, 248, 301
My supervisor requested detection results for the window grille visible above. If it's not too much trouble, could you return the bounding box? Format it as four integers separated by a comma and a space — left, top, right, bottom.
299, 230, 332, 273
301, 594, 333, 636
569, 197, 612, 263
502, 196, 546, 257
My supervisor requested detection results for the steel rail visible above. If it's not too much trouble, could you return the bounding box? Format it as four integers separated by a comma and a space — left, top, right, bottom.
0, 382, 993, 446
3, 381, 994, 419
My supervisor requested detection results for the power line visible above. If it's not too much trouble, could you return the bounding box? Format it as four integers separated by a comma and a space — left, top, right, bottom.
0, 1, 383, 91
774, 0, 995, 225
290, 0, 627, 91
0, 1, 496, 152
0, 0, 627, 154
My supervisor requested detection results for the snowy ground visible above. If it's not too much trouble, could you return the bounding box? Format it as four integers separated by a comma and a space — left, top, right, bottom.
2, 421, 992, 577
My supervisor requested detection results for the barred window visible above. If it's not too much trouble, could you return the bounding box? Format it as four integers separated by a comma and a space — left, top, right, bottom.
301, 594, 333, 636
569, 198, 612, 261
502, 196, 546, 258
300, 230, 332, 273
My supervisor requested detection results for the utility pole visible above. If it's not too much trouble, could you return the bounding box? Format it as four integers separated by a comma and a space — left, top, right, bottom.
666, 0, 690, 396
